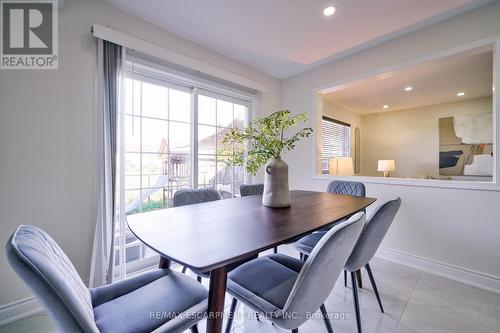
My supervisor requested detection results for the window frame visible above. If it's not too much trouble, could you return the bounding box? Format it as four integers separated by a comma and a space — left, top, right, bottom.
321, 116, 352, 174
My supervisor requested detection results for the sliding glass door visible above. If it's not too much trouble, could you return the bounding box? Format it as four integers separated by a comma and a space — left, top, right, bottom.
114, 63, 252, 278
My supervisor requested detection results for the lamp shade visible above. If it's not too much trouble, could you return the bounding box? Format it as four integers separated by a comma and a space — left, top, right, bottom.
329, 159, 337, 175
338, 158, 354, 175
329, 158, 353, 176
378, 160, 396, 172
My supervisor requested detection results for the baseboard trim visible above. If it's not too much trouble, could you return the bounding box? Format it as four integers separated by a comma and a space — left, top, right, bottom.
0, 297, 42, 326
376, 247, 500, 295
0, 278, 90, 327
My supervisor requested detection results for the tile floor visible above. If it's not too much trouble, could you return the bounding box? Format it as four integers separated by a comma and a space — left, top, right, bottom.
1, 245, 499, 333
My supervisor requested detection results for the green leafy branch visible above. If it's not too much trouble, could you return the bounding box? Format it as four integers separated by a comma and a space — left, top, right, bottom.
222, 110, 313, 174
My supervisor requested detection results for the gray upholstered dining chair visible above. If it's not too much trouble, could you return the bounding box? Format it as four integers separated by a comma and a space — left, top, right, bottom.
326, 180, 366, 197
239, 183, 264, 197
240, 183, 281, 253
295, 198, 401, 333
344, 197, 401, 333
295, 180, 366, 281
224, 212, 366, 333
174, 188, 221, 281
173, 188, 221, 207
6, 225, 207, 333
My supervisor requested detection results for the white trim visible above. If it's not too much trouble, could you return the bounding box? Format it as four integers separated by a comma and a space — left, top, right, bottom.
0, 276, 91, 326
197, 88, 252, 106
126, 60, 256, 104
312, 175, 500, 191
0, 297, 42, 327
312, 35, 500, 191
376, 247, 500, 295
192, 88, 199, 188
493, 41, 500, 184
92, 24, 268, 92
315, 35, 500, 94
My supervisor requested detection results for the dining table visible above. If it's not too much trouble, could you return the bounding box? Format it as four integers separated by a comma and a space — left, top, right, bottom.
127, 189, 376, 333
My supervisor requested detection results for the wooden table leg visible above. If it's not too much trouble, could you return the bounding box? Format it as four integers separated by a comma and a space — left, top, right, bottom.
158, 256, 171, 269
206, 266, 228, 333
355, 269, 363, 288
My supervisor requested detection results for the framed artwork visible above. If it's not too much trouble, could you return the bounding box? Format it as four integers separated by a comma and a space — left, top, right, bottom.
439, 113, 493, 176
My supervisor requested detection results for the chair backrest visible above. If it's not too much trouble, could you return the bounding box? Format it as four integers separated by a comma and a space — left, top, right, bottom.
6, 225, 99, 333
345, 197, 401, 272
281, 213, 365, 326
239, 184, 264, 197
327, 180, 366, 197
173, 188, 221, 207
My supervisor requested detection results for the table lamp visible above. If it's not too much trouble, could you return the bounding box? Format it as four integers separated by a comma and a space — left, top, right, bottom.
378, 160, 395, 177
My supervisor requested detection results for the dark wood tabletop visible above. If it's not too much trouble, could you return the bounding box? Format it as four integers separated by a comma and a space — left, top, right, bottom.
127, 190, 376, 271
127, 189, 376, 333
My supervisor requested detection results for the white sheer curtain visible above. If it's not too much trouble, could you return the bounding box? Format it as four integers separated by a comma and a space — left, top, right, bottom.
89, 39, 124, 287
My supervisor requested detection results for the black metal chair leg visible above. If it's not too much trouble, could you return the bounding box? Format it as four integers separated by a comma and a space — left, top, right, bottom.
190, 324, 199, 333
365, 263, 384, 313
351, 271, 362, 333
182, 266, 187, 274
224, 298, 238, 333
320, 303, 334, 333
344, 269, 347, 287
273, 246, 278, 253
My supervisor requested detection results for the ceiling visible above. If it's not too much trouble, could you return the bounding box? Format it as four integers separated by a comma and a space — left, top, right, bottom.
101, 0, 491, 78
322, 47, 493, 114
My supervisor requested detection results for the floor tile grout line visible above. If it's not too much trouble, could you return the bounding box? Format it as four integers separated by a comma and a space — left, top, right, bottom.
393, 269, 423, 332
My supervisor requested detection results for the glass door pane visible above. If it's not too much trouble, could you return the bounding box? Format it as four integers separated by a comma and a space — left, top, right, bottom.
197, 92, 250, 197
116, 72, 193, 277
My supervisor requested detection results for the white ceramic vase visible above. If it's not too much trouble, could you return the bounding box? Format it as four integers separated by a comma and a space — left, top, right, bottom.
262, 158, 291, 208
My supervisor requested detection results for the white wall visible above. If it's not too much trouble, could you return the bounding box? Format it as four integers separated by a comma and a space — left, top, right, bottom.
282, 1, 500, 288
322, 100, 363, 137
0, 0, 280, 315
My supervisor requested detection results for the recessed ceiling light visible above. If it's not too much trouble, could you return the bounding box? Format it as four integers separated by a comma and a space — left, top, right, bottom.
457, 92, 465, 97
404, 86, 413, 92
323, 6, 336, 16
383, 105, 389, 109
